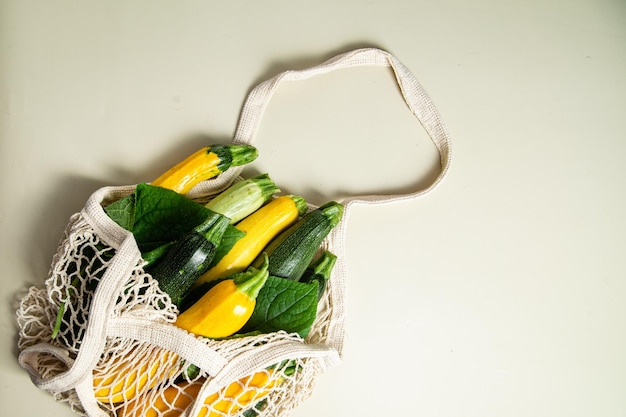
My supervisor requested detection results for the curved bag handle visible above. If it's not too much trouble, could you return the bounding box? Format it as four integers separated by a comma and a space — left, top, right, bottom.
212, 47, 452, 206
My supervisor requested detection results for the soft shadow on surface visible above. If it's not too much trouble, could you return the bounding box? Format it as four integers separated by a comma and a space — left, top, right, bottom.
24, 174, 112, 286
12, 132, 234, 360
24, 132, 234, 286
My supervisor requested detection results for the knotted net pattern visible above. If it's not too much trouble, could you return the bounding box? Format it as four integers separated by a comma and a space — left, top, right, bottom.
16, 192, 339, 417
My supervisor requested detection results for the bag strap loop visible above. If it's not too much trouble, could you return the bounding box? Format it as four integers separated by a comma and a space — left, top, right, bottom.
221, 47, 452, 205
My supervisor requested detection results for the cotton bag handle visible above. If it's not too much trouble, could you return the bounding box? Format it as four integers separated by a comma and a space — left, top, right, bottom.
205, 47, 452, 205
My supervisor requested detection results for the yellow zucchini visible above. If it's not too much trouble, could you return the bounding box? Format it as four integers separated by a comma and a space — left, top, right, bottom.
151, 144, 258, 194
93, 347, 177, 404
175, 255, 269, 338
194, 195, 307, 286
117, 368, 282, 417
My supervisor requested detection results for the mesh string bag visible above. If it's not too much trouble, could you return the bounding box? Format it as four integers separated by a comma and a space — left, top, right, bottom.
16, 47, 452, 417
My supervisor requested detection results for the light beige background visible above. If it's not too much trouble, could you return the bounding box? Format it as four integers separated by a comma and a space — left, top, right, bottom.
2, 1, 625, 416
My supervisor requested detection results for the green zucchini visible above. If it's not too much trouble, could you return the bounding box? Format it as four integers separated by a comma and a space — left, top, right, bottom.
147, 212, 230, 307
253, 201, 344, 280
205, 173, 279, 224
299, 250, 337, 299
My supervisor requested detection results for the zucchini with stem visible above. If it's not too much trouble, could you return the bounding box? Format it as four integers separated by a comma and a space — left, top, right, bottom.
147, 212, 230, 308
151, 144, 258, 194
175, 254, 270, 338
253, 201, 344, 281
205, 173, 279, 224
299, 250, 337, 299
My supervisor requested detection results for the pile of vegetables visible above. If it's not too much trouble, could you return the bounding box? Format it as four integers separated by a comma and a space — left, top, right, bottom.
105, 143, 343, 338
54, 144, 344, 415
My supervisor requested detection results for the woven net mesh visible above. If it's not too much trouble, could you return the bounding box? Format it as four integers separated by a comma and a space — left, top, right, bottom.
16, 192, 337, 417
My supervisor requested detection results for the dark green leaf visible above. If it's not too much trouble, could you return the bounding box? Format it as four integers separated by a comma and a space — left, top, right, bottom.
104, 194, 135, 231
241, 276, 318, 338
132, 184, 213, 252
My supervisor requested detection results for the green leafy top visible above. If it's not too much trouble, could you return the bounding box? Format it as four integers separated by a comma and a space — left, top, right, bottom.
105, 183, 215, 252
241, 276, 319, 338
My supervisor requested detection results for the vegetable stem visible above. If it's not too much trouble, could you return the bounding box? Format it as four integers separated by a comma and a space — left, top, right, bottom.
320, 201, 344, 228
193, 212, 230, 240
50, 302, 65, 339
234, 253, 269, 299
227, 144, 259, 167
309, 250, 337, 277
198, 214, 231, 243
51, 275, 81, 339
299, 250, 337, 299
288, 195, 308, 216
